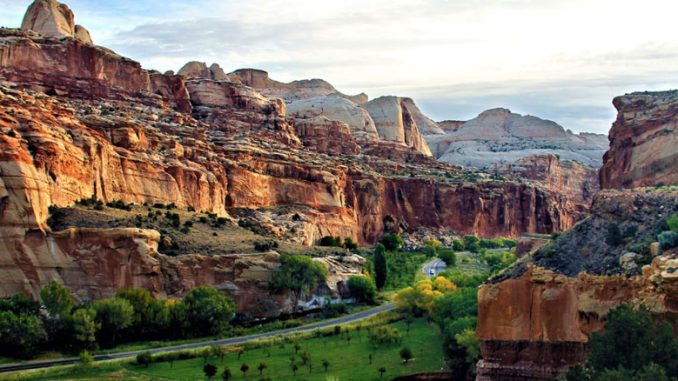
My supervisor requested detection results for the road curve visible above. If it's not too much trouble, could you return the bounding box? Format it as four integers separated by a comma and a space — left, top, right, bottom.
423, 258, 447, 278
0, 303, 395, 374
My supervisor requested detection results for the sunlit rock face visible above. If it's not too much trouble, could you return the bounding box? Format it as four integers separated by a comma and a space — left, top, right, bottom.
21, 0, 93, 44
600, 90, 678, 189
426, 108, 608, 169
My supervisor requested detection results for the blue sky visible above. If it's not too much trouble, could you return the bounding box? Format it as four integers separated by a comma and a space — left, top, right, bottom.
3, 0, 678, 134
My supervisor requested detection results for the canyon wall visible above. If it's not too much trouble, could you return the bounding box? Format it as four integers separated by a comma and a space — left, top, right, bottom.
600, 90, 678, 189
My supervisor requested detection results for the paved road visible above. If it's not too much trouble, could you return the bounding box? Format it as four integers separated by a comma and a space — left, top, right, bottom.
423, 258, 447, 278
0, 303, 395, 374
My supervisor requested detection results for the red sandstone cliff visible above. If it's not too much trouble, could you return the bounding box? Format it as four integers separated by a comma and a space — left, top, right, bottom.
600, 90, 678, 189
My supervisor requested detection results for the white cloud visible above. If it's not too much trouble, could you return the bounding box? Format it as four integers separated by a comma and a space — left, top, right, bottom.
4, 0, 678, 134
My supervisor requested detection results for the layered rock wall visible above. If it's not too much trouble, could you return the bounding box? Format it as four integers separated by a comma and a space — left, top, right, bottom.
600, 90, 678, 189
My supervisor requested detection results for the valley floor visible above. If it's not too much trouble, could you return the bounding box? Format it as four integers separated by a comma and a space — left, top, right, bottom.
15, 318, 445, 381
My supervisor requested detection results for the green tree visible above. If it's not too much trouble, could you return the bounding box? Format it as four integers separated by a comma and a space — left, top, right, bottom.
379, 233, 403, 251
343, 237, 359, 251
291, 362, 299, 375
79, 350, 93, 366
210, 344, 227, 362
452, 239, 464, 251
374, 243, 388, 290
347, 276, 377, 304
183, 286, 236, 337
378, 366, 386, 378
399, 347, 413, 364
116, 288, 170, 337
240, 363, 249, 377
463, 235, 480, 253
588, 304, 678, 376
438, 248, 457, 266
270, 255, 328, 308
70, 307, 100, 349
455, 328, 480, 363
203, 363, 218, 380
221, 367, 232, 381
92, 298, 134, 347
322, 359, 330, 372
0, 310, 45, 358
40, 281, 74, 318
257, 362, 267, 375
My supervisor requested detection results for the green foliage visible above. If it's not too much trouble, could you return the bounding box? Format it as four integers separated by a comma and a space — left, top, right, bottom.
270, 255, 328, 307
70, 307, 100, 349
347, 276, 377, 304
0, 293, 40, 315
374, 243, 388, 290
183, 286, 236, 337
454, 328, 480, 364
203, 363, 218, 379
452, 239, 465, 251
40, 281, 74, 318
666, 214, 678, 232
136, 351, 153, 367
463, 235, 480, 253
79, 350, 94, 366
438, 248, 457, 266
585, 304, 678, 377
105, 199, 133, 211
606, 223, 624, 246
221, 367, 232, 380
379, 233, 404, 251
439, 270, 487, 288
369, 326, 403, 346
92, 298, 134, 347
343, 237, 359, 251
0, 310, 46, 358
658, 230, 678, 250
399, 347, 413, 364
319, 236, 342, 247
115, 288, 170, 338
481, 250, 517, 274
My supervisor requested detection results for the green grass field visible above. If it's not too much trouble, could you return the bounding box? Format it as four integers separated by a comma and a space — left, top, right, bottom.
17, 318, 445, 381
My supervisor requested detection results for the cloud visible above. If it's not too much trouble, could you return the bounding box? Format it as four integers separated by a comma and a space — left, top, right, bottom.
4, 0, 678, 134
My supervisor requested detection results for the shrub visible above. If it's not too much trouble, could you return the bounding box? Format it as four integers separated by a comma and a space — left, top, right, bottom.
379, 233, 403, 251
106, 199, 132, 211
438, 248, 457, 266
399, 347, 413, 364
79, 350, 93, 366
463, 235, 480, 253
666, 214, 678, 232
136, 351, 153, 367
319, 236, 342, 247
452, 239, 464, 251
347, 276, 377, 304
343, 237, 359, 251
658, 231, 678, 250
254, 240, 279, 252
606, 223, 624, 246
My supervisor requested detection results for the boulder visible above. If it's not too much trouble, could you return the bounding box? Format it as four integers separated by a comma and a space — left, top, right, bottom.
21, 0, 93, 44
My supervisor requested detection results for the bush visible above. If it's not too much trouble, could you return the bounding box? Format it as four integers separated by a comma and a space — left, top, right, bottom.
136, 351, 153, 367
79, 350, 93, 366
343, 237, 359, 251
106, 199, 132, 211
379, 233, 404, 251
254, 240, 279, 252
438, 248, 457, 266
319, 236, 342, 247
463, 235, 480, 253
658, 231, 678, 250
347, 276, 377, 304
666, 214, 678, 232
452, 240, 464, 251
606, 223, 624, 246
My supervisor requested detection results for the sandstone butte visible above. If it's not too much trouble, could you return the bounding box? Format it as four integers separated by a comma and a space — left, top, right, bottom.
476, 89, 678, 379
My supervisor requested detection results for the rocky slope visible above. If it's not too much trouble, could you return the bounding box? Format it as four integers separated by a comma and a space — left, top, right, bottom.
426, 108, 608, 168
600, 90, 678, 189
477, 190, 678, 380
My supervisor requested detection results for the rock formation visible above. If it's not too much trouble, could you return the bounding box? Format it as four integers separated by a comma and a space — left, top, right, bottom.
477, 183, 678, 378
21, 0, 93, 44
426, 108, 608, 168
0, 3, 595, 317
177, 61, 234, 81
364, 96, 433, 156
600, 90, 678, 189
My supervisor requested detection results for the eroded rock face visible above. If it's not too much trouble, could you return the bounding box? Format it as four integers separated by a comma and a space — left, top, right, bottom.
477, 190, 678, 380
600, 90, 678, 189
364, 96, 433, 156
286, 95, 379, 141
426, 108, 608, 168
501, 154, 599, 212
294, 116, 362, 155
21, 0, 92, 44
177, 61, 234, 81
0, 29, 189, 112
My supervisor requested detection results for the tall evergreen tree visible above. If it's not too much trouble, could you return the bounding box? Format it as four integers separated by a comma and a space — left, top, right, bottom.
374, 243, 388, 290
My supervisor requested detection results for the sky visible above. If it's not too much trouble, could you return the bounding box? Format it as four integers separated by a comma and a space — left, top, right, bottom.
3, 0, 678, 134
